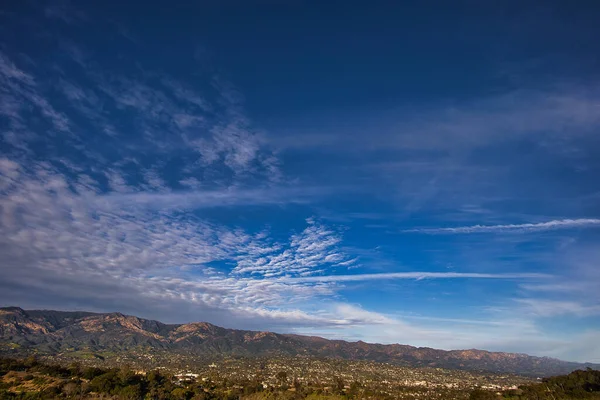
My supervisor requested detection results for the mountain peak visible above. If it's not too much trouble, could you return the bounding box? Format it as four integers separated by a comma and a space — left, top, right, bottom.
0, 306, 25, 314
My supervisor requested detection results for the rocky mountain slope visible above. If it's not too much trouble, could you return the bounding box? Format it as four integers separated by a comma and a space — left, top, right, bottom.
1, 307, 596, 377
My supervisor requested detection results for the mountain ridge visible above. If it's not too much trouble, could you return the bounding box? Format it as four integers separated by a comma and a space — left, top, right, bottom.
1, 306, 597, 377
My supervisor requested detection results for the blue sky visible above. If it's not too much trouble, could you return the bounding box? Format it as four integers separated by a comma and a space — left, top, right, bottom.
1, 0, 600, 362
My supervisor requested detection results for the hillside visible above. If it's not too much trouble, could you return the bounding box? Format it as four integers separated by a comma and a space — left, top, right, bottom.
1, 307, 597, 377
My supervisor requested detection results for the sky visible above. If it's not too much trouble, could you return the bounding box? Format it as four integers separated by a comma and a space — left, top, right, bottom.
1, 0, 599, 363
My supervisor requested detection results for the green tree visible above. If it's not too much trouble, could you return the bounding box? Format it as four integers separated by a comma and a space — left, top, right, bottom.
172, 387, 193, 400
119, 384, 143, 400
277, 370, 288, 389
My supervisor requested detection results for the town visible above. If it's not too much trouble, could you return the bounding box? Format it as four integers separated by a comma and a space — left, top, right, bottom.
34, 350, 532, 399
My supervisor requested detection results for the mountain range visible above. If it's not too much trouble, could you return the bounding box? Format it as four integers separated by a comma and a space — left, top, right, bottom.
1, 307, 597, 377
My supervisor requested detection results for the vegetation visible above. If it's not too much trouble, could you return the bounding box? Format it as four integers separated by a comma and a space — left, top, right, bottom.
501, 368, 600, 399
1, 357, 598, 399
467, 369, 600, 399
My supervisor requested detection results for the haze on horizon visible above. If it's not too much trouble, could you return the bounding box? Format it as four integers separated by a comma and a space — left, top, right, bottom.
1, 0, 599, 363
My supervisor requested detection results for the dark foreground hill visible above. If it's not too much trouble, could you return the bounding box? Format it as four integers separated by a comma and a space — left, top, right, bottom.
1, 307, 597, 377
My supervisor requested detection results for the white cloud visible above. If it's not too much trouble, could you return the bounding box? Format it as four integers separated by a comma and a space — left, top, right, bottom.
0, 51, 70, 133
141, 169, 169, 192
232, 218, 356, 277
334, 304, 398, 325
98, 186, 327, 210
1, 41, 280, 185
178, 177, 203, 190
192, 115, 267, 177
520, 282, 588, 293
403, 218, 600, 234
0, 53, 35, 84
285, 271, 551, 283
0, 159, 343, 326
274, 87, 600, 154
515, 298, 600, 317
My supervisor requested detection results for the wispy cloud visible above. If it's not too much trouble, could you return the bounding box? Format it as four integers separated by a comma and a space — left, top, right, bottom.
515, 298, 600, 317
270, 84, 600, 217
274, 87, 600, 154
232, 217, 356, 277
403, 218, 600, 234
1, 36, 280, 185
0, 51, 70, 133
0, 157, 346, 325
284, 272, 551, 283
100, 186, 329, 210
520, 283, 587, 293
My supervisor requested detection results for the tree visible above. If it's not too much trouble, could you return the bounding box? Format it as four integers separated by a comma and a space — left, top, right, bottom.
276, 371, 288, 385
119, 384, 143, 400
469, 388, 499, 400
89, 371, 119, 394
334, 377, 345, 395
62, 381, 80, 397
171, 387, 188, 400
24, 355, 38, 368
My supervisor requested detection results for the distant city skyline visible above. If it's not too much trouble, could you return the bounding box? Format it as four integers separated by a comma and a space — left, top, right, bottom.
1, 0, 599, 362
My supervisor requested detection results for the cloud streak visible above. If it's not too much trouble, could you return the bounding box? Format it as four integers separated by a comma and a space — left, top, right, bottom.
99, 186, 331, 210
403, 219, 600, 234
283, 272, 552, 283
515, 298, 600, 317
